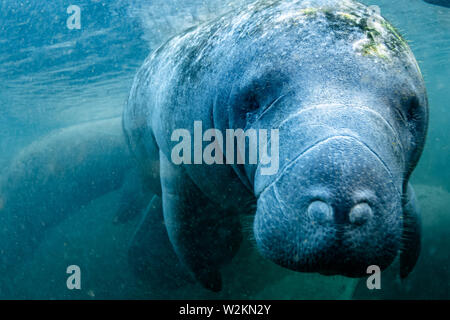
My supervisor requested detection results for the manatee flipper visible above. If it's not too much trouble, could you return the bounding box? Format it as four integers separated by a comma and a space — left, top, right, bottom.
400, 183, 421, 278
128, 195, 194, 288
113, 168, 151, 224
159, 152, 243, 292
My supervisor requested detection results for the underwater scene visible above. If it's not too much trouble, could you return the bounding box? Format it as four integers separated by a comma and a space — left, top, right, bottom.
0, 0, 448, 300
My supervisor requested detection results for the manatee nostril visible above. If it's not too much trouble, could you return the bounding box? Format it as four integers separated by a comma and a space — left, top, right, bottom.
307, 200, 333, 224
349, 202, 373, 226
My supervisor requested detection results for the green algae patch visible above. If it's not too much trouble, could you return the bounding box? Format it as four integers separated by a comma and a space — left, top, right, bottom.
329, 8, 409, 61
337, 11, 358, 22
299, 8, 319, 16
381, 20, 408, 48
361, 40, 389, 60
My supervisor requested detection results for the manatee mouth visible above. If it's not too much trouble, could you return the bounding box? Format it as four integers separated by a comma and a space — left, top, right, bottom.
253, 135, 403, 277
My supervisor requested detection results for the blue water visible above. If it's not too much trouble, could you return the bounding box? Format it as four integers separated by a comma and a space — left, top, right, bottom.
0, 0, 448, 299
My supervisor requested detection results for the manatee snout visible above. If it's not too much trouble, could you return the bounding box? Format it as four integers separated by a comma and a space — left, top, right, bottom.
254, 133, 403, 277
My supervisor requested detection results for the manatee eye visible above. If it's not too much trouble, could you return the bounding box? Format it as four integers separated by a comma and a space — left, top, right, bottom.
241, 84, 285, 118
397, 96, 422, 127
406, 96, 421, 123
231, 71, 287, 128
405, 96, 428, 136
242, 90, 260, 113
403, 95, 427, 149
239, 90, 261, 125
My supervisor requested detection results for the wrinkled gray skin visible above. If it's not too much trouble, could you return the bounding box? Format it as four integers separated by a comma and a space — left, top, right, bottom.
0, 118, 149, 280
124, 0, 428, 291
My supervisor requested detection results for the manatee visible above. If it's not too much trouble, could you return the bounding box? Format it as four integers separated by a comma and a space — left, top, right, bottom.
0, 118, 149, 277
123, 0, 429, 291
